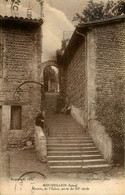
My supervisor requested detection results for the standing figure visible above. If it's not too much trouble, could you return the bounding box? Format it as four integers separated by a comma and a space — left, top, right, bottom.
35, 110, 45, 129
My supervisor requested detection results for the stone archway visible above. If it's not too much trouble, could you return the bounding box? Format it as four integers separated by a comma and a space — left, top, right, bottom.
40, 60, 59, 113
41, 60, 58, 79
42, 60, 58, 67
41, 60, 59, 92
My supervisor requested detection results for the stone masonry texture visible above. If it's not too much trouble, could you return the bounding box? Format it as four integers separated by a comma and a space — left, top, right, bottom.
63, 41, 87, 110
0, 19, 42, 144
93, 21, 125, 160
94, 22, 125, 106
60, 17, 125, 162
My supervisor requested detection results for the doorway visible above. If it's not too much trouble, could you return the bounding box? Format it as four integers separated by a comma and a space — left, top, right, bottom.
42, 65, 59, 115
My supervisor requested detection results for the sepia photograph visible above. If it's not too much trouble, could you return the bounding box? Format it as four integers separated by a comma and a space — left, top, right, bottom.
0, 0, 124, 194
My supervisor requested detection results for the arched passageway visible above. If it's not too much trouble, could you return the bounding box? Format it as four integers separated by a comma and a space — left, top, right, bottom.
41, 60, 60, 93
43, 66, 59, 93
41, 60, 60, 115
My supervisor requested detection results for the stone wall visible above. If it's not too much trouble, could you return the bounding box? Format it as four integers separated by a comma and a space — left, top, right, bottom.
64, 41, 87, 127
87, 21, 125, 162
60, 18, 125, 162
0, 20, 42, 145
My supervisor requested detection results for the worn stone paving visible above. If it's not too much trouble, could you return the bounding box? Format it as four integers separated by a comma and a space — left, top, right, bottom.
9, 148, 124, 181
7, 147, 124, 195
1, 93, 124, 195
9, 106, 123, 181
9, 106, 124, 181
9, 112, 86, 179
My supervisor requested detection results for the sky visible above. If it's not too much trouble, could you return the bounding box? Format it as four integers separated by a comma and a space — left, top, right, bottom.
46, 0, 88, 22
0, 0, 109, 62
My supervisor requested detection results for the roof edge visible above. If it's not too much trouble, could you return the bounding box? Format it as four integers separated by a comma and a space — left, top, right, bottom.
0, 15, 43, 25
60, 15, 125, 66
77, 15, 125, 28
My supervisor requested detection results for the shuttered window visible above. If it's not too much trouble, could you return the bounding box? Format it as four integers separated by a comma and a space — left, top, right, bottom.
11, 106, 22, 130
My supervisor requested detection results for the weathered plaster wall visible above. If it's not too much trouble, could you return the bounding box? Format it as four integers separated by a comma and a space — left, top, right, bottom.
2, 105, 11, 149
71, 105, 86, 126
34, 126, 47, 162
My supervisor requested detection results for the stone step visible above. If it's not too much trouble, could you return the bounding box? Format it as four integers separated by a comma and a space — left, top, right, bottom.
47, 143, 95, 147
47, 121, 79, 123
47, 154, 102, 161
49, 126, 83, 129
49, 129, 83, 132
48, 160, 83, 166
44, 102, 111, 173
47, 137, 91, 140
49, 133, 84, 136
48, 159, 107, 166
49, 165, 81, 173
47, 146, 97, 151
82, 164, 111, 173
47, 150, 99, 156
49, 134, 84, 137
50, 122, 82, 123
47, 138, 92, 141
49, 135, 86, 137
51, 130, 83, 132
49, 135, 89, 137
49, 164, 111, 173
49, 132, 85, 134
47, 140, 93, 144
83, 159, 107, 165
47, 136, 92, 141
49, 127, 83, 130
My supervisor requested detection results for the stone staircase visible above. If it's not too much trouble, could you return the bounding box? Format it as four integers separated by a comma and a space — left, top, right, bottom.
44, 93, 111, 173
46, 115, 111, 173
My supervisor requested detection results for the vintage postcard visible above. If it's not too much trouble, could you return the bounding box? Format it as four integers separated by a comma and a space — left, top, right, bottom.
0, 0, 124, 194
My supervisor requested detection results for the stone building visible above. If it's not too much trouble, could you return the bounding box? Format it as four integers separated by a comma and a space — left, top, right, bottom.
0, 16, 43, 148
58, 15, 125, 163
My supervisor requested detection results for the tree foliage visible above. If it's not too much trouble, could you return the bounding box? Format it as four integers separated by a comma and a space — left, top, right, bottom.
73, 0, 125, 24
44, 66, 57, 83
43, 66, 58, 92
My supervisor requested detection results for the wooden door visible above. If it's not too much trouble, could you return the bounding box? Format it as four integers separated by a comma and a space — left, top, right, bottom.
11, 106, 22, 130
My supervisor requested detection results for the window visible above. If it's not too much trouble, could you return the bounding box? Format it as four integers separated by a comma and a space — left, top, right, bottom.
11, 106, 22, 130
